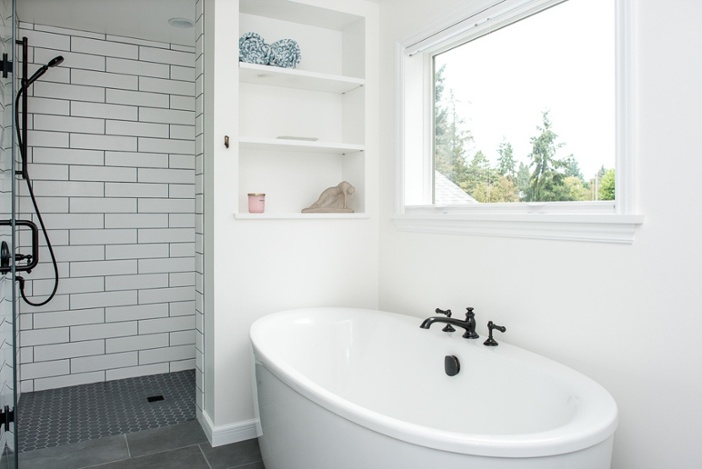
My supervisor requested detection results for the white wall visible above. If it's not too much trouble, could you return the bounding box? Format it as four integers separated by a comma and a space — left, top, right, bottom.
16, 23, 197, 392
201, 0, 379, 444
378, 1, 702, 468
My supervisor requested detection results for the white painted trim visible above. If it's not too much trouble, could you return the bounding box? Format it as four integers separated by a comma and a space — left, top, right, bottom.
405, 0, 567, 56
393, 213, 643, 244
198, 410, 259, 447
394, 0, 642, 243
615, 0, 637, 214
394, 41, 407, 214
234, 212, 369, 219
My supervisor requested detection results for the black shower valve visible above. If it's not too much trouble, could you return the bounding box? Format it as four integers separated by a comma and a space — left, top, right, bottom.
0, 219, 39, 274
0, 241, 9, 270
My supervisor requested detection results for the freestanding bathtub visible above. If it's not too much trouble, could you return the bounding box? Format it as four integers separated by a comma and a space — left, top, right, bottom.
250, 307, 618, 469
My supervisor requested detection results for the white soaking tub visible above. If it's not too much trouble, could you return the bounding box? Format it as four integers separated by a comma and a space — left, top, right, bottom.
250, 307, 618, 469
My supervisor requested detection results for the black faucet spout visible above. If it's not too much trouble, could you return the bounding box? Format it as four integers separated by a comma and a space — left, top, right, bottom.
420, 307, 480, 339
420, 316, 460, 329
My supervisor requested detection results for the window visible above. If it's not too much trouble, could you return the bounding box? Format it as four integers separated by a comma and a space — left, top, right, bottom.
395, 0, 642, 243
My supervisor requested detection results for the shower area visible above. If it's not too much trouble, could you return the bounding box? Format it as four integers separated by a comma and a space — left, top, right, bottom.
0, 0, 201, 466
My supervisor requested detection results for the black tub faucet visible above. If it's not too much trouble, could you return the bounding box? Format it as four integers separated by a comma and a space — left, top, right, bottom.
420, 307, 480, 339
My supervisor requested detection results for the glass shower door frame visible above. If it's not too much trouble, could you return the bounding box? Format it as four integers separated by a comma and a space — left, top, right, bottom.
0, 0, 19, 465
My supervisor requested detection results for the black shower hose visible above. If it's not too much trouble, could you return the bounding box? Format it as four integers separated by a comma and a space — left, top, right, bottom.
13, 89, 59, 307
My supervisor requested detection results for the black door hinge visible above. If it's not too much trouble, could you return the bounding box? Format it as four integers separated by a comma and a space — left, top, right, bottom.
0, 53, 12, 78
0, 405, 14, 431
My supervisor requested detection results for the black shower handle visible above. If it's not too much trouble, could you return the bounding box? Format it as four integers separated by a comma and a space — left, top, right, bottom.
0, 219, 39, 273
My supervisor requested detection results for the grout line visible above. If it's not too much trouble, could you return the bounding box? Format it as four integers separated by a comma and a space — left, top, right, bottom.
231, 461, 265, 469
124, 433, 131, 459
198, 443, 214, 469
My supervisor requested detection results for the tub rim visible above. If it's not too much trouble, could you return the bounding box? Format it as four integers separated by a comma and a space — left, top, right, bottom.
250, 307, 618, 458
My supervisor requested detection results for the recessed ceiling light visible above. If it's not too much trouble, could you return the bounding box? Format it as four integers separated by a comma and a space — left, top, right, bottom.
168, 17, 195, 29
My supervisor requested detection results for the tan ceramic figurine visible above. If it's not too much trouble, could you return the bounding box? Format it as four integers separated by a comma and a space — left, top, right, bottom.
302, 181, 355, 213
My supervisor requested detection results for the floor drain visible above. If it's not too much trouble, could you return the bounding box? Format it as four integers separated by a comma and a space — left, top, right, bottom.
146, 395, 165, 403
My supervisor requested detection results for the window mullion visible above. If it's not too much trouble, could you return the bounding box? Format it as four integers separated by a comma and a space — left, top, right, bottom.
615, 0, 636, 215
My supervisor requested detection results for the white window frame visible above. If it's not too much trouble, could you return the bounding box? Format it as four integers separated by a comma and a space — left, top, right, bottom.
393, 0, 643, 243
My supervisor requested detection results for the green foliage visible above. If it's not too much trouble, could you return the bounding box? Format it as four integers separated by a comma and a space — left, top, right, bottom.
516, 162, 531, 201
434, 65, 472, 187
472, 176, 520, 203
463, 150, 491, 192
432, 71, 613, 204
463, 151, 519, 203
526, 111, 566, 201
563, 176, 590, 201
562, 154, 584, 181
598, 168, 615, 200
596, 165, 607, 180
497, 138, 516, 179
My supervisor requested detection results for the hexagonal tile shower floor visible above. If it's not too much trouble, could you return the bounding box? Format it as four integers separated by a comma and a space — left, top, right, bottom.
17, 370, 196, 453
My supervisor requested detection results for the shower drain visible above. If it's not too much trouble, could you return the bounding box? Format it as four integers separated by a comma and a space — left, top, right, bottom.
146, 395, 165, 403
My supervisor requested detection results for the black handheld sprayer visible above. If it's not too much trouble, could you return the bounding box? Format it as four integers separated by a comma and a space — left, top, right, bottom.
9, 37, 63, 306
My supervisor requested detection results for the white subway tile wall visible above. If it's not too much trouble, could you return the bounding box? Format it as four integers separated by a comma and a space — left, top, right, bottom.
18, 23, 196, 393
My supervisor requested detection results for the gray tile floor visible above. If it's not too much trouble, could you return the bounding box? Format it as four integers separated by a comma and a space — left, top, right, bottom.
17, 420, 264, 469
18, 370, 196, 453
12, 371, 263, 468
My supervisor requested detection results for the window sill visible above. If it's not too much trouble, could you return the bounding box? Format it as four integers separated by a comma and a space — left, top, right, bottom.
392, 210, 644, 244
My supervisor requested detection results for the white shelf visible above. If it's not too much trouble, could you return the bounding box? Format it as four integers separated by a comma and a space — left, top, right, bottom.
237, 0, 369, 217
239, 136, 364, 155
235, 212, 368, 220
239, 63, 364, 94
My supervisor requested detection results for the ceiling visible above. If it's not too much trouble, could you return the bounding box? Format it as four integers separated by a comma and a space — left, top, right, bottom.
16, 0, 197, 46
16, 0, 383, 47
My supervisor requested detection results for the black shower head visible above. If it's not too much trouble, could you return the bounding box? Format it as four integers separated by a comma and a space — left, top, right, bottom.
25, 55, 64, 87
47, 55, 64, 68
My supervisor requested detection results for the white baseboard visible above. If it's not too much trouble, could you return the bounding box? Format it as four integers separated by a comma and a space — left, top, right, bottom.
197, 410, 259, 447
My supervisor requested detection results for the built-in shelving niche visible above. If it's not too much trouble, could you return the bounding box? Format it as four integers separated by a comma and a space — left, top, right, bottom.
237, 0, 367, 218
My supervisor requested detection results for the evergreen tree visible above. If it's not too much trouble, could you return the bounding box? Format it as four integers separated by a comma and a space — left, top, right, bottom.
516, 162, 531, 201
562, 154, 584, 181
465, 150, 520, 203
434, 65, 448, 149
463, 150, 491, 201
526, 111, 567, 201
596, 165, 607, 180
434, 65, 472, 187
432, 72, 602, 205
497, 138, 516, 180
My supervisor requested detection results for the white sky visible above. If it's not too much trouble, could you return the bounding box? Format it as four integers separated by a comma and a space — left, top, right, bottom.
435, 0, 614, 180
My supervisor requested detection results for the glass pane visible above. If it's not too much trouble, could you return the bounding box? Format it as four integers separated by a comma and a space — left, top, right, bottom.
433, 0, 614, 204
0, 0, 16, 466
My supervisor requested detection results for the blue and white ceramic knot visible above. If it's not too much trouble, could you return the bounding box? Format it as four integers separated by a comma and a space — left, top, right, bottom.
268, 39, 301, 69
239, 32, 271, 65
